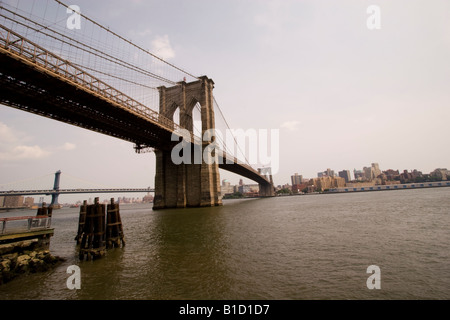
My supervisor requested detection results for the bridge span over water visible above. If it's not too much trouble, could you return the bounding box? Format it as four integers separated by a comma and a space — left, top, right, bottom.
0, 2, 275, 209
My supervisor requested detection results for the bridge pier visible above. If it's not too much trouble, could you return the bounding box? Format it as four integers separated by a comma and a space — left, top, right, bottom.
153, 76, 222, 209
258, 182, 275, 197
258, 168, 276, 197
153, 148, 221, 209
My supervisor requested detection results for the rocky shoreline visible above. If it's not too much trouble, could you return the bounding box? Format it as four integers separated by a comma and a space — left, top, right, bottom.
0, 239, 64, 285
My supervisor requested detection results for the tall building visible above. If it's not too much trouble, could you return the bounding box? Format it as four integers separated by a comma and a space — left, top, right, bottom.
354, 169, 364, 180
291, 173, 302, 186
362, 163, 382, 181
338, 170, 351, 183
363, 166, 374, 180
318, 169, 335, 178
371, 163, 381, 178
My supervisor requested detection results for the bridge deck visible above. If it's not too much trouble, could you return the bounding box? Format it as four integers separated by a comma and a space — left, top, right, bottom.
0, 25, 272, 187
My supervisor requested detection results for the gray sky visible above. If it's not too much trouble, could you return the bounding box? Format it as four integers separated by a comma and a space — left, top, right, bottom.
1, 0, 449, 202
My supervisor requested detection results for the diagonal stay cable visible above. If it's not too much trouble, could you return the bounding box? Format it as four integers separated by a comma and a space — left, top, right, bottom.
54, 0, 199, 81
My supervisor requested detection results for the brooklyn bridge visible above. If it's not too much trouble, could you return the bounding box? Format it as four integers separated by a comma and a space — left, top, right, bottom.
0, 1, 275, 209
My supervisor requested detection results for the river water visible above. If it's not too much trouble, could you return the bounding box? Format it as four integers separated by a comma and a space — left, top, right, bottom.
0, 187, 449, 300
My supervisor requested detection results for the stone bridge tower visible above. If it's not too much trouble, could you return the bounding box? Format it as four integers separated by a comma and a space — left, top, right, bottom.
153, 76, 222, 209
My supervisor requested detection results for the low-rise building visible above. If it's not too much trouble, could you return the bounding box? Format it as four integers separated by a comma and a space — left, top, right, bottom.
238, 184, 259, 195
221, 179, 235, 196
431, 168, 449, 180
308, 176, 346, 191
3, 195, 24, 207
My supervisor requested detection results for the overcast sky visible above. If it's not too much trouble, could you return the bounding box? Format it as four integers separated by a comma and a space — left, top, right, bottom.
1, 0, 449, 203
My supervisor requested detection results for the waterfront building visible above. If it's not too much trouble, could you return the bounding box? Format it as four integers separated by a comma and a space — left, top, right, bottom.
3, 195, 24, 207
363, 166, 375, 181
383, 169, 400, 181
291, 173, 302, 186
338, 170, 351, 183
221, 179, 235, 196
354, 169, 364, 180
292, 183, 309, 193
371, 163, 381, 178
0, 196, 4, 207
431, 168, 449, 180
318, 168, 335, 178
238, 184, 259, 195
309, 176, 346, 192
362, 163, 382, 181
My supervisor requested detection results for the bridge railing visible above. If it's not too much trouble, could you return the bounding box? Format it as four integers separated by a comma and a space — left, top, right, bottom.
0, 215, 52, 235
0, 25, 183, 135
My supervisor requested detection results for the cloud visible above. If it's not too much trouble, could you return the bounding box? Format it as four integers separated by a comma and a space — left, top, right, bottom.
0, 122, 51, 161
60, 142, 76, 151
280, 121, 300, 132
0, 145, 50, 161
151, 35, 175, 60
0, 121, 22, 144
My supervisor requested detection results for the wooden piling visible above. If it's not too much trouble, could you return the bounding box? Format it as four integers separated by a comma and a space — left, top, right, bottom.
106, 198, 125, 248
75, 200, 87, 244
78, 198, 106, 261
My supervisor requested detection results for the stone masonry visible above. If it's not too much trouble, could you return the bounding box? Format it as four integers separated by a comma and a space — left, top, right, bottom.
153, 76, 222, 209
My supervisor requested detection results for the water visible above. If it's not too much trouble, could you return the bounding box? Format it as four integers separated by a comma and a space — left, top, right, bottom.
1, 188, 449, 300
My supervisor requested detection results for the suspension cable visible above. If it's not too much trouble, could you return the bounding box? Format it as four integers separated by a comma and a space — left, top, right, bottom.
0, 8, 177, 85
53, 0, 199, 81
213, 96, 251, 166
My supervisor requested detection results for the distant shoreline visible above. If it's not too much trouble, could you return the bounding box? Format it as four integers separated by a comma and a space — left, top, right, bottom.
274, 181, 450, 197
328, 181, 450, 194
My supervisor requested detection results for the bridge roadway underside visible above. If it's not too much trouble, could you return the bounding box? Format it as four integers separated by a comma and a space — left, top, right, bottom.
218, 161, 269, 186
0, 52, 175, 151
0, 51, 274, 196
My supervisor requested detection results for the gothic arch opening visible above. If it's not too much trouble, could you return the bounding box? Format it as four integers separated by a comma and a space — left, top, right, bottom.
192, 101, 202, 142
172, 107, 180, 127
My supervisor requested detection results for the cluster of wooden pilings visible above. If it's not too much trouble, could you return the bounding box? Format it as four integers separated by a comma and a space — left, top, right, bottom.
75, 198, 125, 261
36, 202, 53, 217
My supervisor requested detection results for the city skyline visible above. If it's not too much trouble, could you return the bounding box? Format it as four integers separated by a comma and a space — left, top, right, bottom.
1, 0, 449, 197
